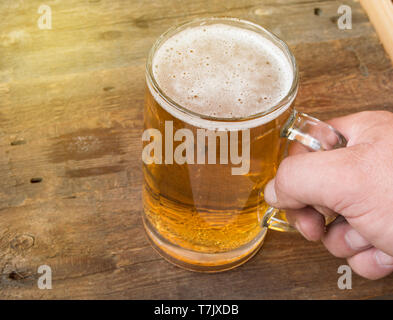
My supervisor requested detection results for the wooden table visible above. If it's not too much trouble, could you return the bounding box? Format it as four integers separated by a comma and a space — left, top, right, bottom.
1, 0, 392, 299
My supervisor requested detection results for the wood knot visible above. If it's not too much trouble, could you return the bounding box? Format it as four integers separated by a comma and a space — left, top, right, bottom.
10, 139, 26, 146
10, 234, 35, 251
314, 8, 322, 16
30, 177, 43, 183
8, 270, 30, 280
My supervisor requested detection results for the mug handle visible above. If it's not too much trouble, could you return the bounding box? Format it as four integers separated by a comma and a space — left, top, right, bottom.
261, 110, 348, 232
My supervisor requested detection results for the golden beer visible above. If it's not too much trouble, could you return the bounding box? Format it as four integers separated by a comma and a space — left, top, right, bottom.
142, 18, 297, 271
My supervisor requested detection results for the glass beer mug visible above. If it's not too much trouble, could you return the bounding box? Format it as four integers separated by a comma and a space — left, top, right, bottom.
142, 17, 347, 272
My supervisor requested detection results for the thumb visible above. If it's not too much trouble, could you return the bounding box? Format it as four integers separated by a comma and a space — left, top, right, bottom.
263, 144, 369, 215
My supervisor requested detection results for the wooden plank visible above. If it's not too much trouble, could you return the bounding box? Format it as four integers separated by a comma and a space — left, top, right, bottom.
0, 0, 373, 82
360, 0, 393, 63
0, 0, 393, 299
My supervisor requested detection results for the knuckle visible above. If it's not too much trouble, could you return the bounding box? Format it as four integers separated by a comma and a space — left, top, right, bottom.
330, 147, 373, 214
356, 110, 393, 129
357, 110, 393, 121
373, 110, 393, 120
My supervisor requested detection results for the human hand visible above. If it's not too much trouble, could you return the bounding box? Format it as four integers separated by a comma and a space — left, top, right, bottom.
264, 111, 393, 280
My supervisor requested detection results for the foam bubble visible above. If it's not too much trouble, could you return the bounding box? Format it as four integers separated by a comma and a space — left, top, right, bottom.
152, 23, 294, 121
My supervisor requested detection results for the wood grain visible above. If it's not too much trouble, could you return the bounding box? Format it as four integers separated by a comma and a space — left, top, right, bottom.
0, 0, 392, 299
360, 0, 393, 63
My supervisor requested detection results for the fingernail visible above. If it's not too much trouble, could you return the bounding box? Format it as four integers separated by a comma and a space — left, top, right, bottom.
375, 250, 393, 267
344, 229, 371, 250
264, 179, 277, 205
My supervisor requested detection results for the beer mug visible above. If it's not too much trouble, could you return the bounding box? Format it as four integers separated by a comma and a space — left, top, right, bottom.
142, 17, 347, 272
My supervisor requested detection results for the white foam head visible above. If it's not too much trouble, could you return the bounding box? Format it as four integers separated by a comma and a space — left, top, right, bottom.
149, 21, 295, 130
